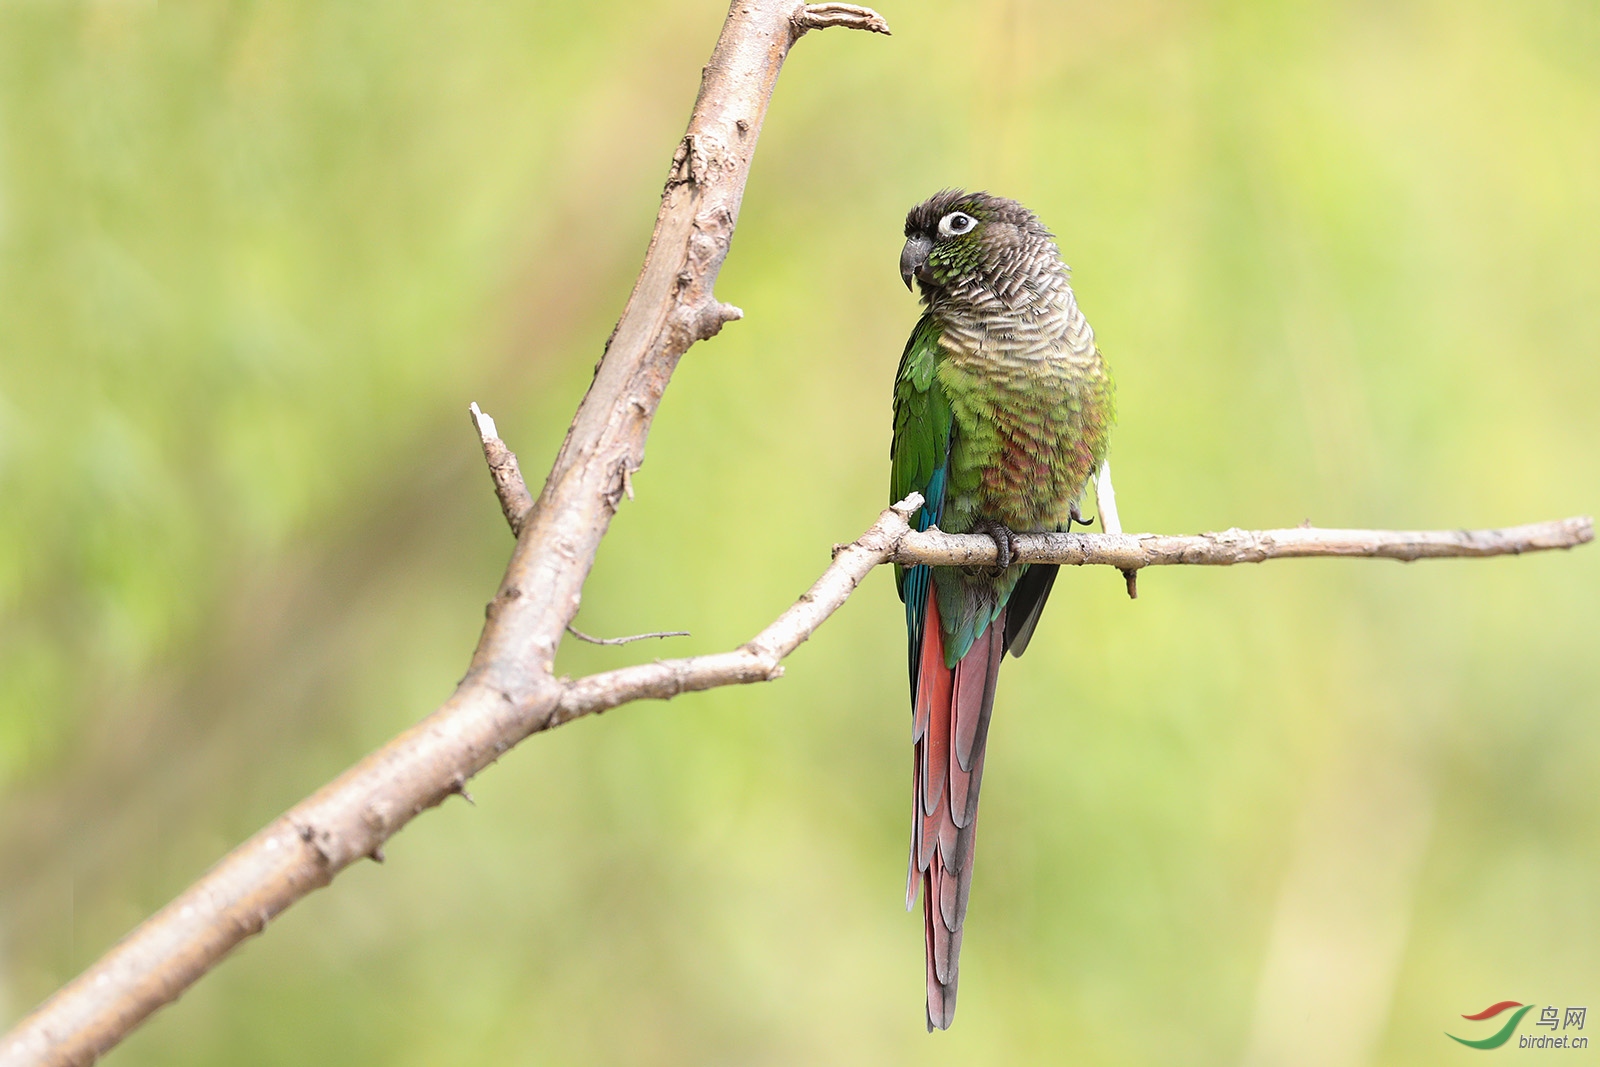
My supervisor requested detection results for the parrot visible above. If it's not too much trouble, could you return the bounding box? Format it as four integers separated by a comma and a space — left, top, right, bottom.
891, 190, 1119, 1030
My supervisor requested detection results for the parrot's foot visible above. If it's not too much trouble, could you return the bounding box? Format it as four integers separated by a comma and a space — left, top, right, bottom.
1066, 502, 1094, 531
971, 519, 1021, 574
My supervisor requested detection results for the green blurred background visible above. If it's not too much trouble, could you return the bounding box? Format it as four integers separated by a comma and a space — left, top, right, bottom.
1, 1, 1596, 1063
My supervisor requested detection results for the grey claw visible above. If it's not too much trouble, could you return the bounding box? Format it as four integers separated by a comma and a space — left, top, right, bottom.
973, 520, 1019, 573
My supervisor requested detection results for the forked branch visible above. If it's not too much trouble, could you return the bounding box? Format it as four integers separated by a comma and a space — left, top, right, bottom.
469, 413, 1590, 728
0, 4, 890, 1065
551, 497, 1590, 723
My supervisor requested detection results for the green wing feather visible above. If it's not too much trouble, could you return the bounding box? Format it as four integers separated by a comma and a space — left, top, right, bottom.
890, 314, 950, 694
890, 314, 951, 555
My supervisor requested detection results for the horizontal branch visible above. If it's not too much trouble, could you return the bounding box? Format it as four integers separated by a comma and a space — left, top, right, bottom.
534, 497, 1592, 733
892, 516, 1594, 569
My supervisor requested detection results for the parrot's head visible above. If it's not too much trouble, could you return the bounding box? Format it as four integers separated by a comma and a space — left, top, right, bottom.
900, 189, 1062, 310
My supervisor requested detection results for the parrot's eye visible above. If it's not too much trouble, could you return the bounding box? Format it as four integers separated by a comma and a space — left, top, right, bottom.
938, 211, 976, 237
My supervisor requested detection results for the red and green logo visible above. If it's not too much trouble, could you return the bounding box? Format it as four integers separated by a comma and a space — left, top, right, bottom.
1448, 1001, 1535, 1049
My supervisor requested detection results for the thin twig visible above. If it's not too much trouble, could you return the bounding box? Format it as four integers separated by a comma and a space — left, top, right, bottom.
473, 417, 695, 653
470, 403, 534, 537
550, 496, 918, 727
566, 624, 691, 646
793, 3, 891, 36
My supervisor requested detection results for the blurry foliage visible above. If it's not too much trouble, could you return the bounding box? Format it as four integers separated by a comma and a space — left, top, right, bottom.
0, 0, 1597, 1064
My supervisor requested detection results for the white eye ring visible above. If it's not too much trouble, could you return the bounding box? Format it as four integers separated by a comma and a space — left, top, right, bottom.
938, 211, 976, 237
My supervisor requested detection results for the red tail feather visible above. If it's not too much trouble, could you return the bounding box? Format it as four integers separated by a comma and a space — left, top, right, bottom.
909, 593, 1005, 1031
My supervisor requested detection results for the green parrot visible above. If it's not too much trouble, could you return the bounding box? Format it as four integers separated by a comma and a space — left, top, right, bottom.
891, 190, 1118, 1030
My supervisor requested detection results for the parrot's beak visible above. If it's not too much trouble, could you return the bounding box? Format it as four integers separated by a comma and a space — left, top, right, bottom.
900, 235, 933, 291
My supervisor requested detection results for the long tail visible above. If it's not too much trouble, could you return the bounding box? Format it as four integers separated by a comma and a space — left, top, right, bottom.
907, 593, 1006, 1031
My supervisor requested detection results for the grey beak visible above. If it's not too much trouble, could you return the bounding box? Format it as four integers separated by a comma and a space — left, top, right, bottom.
900, 235, 933, 290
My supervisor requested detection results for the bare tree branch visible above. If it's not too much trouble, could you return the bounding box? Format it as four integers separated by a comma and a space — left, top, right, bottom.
0, 4, 889, 1064
545, 501, 1591, 729
469, 406, 1591, 725
467, 412, 1591, 730
892, 516, 1595, 569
